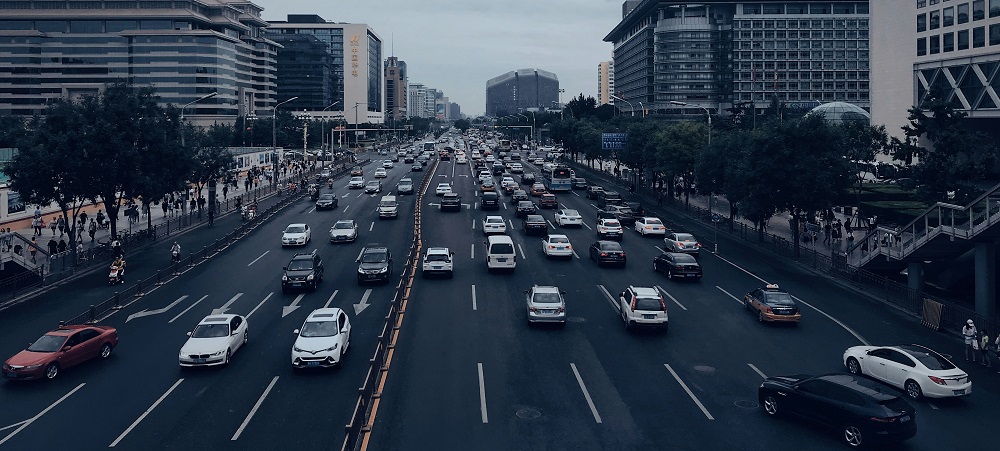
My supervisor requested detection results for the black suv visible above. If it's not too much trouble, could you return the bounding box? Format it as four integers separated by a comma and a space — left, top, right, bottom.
597, 190, 623, 208
357, 245, 393, 284
480, 191, 500, 210
441, 192, 462, 212
521, 173, 536, 185
515, 201, 538, 218
282, 250, 324, 293
604, 205, 636, 227
586, 185, 605, 199
571, 177, 588, 190
510, 189, 529, 204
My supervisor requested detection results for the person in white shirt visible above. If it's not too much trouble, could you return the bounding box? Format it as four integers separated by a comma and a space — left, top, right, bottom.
962, 319, 978, 363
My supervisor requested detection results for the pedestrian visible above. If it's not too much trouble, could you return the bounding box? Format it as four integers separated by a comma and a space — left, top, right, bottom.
161, 200, 168, 217
823, 222, 832, 244
33, 205, 41, 219
963, 319, 978, 363
49, 216, 57, 235
844, 220, 853, 242
29, 237, 37, 263
222, 185, 229, 199
47, 238, 58, 255
88, 219, 97, 241
981, 330, 993, 368
57, 239, 66, 254
57, 215, 65, 236
96, 210, 105, 228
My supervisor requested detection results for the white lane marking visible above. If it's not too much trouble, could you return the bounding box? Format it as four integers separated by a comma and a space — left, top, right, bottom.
792, 295, 870, 345
343, 205, 350, 212
471, 285, 478, 311
307, 206, 316, 213
247, 250, 269, 267
109, 379, 183, 447
356, 248, 365, 262
596, 284, 620, 312
246, 292, 272, 320
709, 252, 769, 284
570, 363, 602, 424
472, 219, 476, 231
654, 246, 666, 253
546, 219, 556, 229
369, 222, 375, 232
572, 250, 580, 259
474, 202, 479, 209
471, 243, 475, 259
715, 286, 745, 306
0, 383, 86, 446
502, 202, 507, 210
929, 402, 939, 410
582, 223, 592, 230
323, 290, 340, 309
572, 191, 580, 197
560, 203, 569, 209
589, 203, 599, 209
517, 244, 526, 260
747, 363, 767, 379
0, 420, 28, 433
477, 363, 489, 424
232, 376, 280, 441
356, 193, 364, 199
508, 219, 515, 229
656, 286, 687, 311
169, 295, 208, 323
664, 364, 714, 420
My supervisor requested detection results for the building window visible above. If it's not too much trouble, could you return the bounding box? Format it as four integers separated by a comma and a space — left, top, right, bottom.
958, 29, 970, 49
974, 26, 986, 46
973, 0, 985, 19
930, 34, 941, 53
992, 0, 1000, 17
930, 10, 941, 29
918, 0, 927, 7
918, 13, 927, 31
944, 7, 955, 26
943, 32, 955, 51
991, 23, 1000, 44
958, 3, 970, 23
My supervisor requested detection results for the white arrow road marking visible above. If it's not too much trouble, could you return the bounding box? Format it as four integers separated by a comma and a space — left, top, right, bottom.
169, 295, 207, 323
342, 193, 349, 198
323, 290, 339, 308
1, 383, 85, 446
247, 251, 269, 267
126, 295, 188, 323
281, 294, 305, 318
212, 293, 243, 315
354, 289, 373, 315
246, 292, 272, 320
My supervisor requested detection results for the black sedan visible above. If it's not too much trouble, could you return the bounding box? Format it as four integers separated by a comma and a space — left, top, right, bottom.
571, 177, 588, 189
314, 193, 339, 210
521, 215, 548, 236
521, 173, 536, 185
411, 164, 423, 172
515, 201, 537, 218
653, 252, 702, 280
758, 373, 916, 448
510, 190, 529, 205
588, 240, 626, 267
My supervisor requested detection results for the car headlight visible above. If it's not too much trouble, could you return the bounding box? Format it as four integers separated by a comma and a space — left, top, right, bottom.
23, 364, 43, 370
282, 275, 288, 281
358, 267, 365, 274
378, 266, 388, 273
306, 274, 314, 281
209, 350, 224, 357
322, 344, 339, 352
293, 346, 305, 353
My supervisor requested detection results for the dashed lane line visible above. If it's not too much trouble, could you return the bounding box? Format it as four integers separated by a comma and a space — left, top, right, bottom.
596, 284, 620, 312
747, 363, 767, 379
231, 376, 279, 441
656, 286, 687, 311
664, 364, 714, 420
1, 383, 86, 446
715, 286, 745, 306
110, 379, 183, 447
570, 363, 602, 424
169, 295, 208, 323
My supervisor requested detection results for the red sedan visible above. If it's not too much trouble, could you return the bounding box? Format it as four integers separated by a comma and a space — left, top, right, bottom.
3, 325, 118, 380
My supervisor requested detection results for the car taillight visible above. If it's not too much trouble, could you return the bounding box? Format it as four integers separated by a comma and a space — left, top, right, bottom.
696, 243, 702, 247
928, 376, 947, 385
620, 251, 625, 257
660, 296, 667, 312
600, 252, 608, 256
869, 416, 897, 423
557, 307, 565, 313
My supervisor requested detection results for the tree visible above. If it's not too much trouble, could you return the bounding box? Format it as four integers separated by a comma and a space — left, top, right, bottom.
454, 119, 471, 132
840, 121, 889, 220
131, 106, 193, 229
656, 121, 707, 209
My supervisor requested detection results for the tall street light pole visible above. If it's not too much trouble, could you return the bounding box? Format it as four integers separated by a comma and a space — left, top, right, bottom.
179, 91, 217, 147
610, 94, 634, 117
558, 88, 565, 120
273, 96, 299, 187
352, 102, 361, 151
320, 101, 341, 167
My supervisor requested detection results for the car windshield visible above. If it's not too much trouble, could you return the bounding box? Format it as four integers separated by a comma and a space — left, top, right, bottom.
334, 222, 353, 230
645, 219, 663, 225
366, 182, 379, 186
673, 254, 698, 263
191, 323, 230, 338
27, 334, 66, 352
438, 184, 450, 189
549, 237, 569, 243
604, 221, 621, 228
362, 251, 387, 263
426, 254, 450, 262
602, 243, 623, 251
490, 243, 514, 254
562, 210, 579, 217
635, 297, 664, 312
287, 260, 313, 271
299, 321, 338, 338
486, 218, 502, 224
319, 195, 334, 201
763, 291, 795, 305
900, 346, 956, 370
351, 177, 362, 182
532, 292, 562, 304
675, 233, 695, 241
285, 226, 305, 234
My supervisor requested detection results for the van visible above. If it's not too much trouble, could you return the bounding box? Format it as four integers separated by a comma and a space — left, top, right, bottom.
485, 235, 516, 272
378, 195, 398, 219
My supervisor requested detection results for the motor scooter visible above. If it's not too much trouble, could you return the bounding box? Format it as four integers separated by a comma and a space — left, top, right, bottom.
109, 264, 124, 285
171, 249, 180, 263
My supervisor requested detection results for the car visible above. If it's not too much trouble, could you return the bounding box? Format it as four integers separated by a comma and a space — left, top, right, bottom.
480, 191, 500, 210
348, 176, 365, 189
357, 245, 392, 284
404, 156, 415, 164
586, 185, 605, 199
743, 284, 802, 323
482, 217, 507, 236
597, 190, 623, 208
634, 217, 667, 236
282, 249, 324, 293
618, 286, 667, 330
478, 170, 493, 183
758, 374, 916, 448
397, 178, 414, 195
664, 232, 701, 255
282, 223, 311, 246
596, 218, 623, 240
374, 168, 387, 178
391, 154, 400, 162
515, 200, 537, 218
653, 252, 702, 280
456, 155, 468, 164
319, 169, 332, 179
509, 163, 523, 173
421, 247, 455, 278
491, 163, 505, 176
428, 182, 450, 196
382, 160, 393, 169
521, 173, 536, 185
485, 154, 496, 163
329, 219, 358, 243
589, 240, 626, 267
440, 152, 451, 161
481, 179, 496, 192
351, 167, 364, 177
3, 325, 118, 380
501, 179, 517, 194
571, 178, 588, 190
529, 183, 547, 196
510, 189, 529, 204
604, 205, 636, 227
533, 158, 544, 165
541, 234, 573, 259
364, 180, 382, 193
538, 193, 558, 209
554, 209, 583, 227
440, 192, 462, 211
417, 156, 429, 166
843, 344, 972, 399
524, 285, 567, 325
178, 314, 248, 367
522, 214, 548, 235
315, 193, 339, 210
291, 308, 351, 369
411, 163, 423, 172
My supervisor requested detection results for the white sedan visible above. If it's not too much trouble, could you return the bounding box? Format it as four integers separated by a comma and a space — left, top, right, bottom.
179, 314, 248, 367
843, 344, 971, 399
348, 176, 365, 189
435, 183, 452, 196
635, 217, 667, 236
482, 215, 507, 235
374, 168, 387, 178
281, 223, 311, 246
541, 234, 574, 258
291, 308, 351, 369
554, 209, 583, 227
382, 160, 393, 169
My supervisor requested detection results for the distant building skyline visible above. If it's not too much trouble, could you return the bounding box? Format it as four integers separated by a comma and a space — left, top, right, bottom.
598, 61, 615, 105
485, 68, 560, 116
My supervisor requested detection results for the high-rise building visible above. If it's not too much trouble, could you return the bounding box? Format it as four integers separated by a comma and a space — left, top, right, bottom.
408, 83, 428, 118
449, 102, 462, 119
485, 69, 560, 116
0, 0, 277, 123
385, 56, 407, 123
598, 61, 616, 105
266, 15, 383, 124
604, 1, 871, 117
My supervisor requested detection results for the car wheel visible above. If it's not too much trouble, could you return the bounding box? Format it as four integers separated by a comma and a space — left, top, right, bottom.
743, 297, 751, 311
666, 269, 673, 279
45, 363, 59, 380
905, 380, 923, 400
762, 394, 779, 415
846, 357, 862, 375
842, 424, 863, 448
757, 310, 765, 323
100, 343, 113, 358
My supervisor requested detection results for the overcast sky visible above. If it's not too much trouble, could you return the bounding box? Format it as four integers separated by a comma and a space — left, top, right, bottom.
255, 0, 621, 116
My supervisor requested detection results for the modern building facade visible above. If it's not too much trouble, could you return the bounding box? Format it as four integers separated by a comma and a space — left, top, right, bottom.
267, 33, 334, 112
384, 56, 407, 123
604, 1, 871, 118
598, 60, 616, 105
266, 15, 383, 125
407, 83, 428, 118
0, 0, 277, 123
485, 68, 560, 116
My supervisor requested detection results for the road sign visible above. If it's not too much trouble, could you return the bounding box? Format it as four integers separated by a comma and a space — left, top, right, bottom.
601, 133, 627, 150
712, 213, 721, 223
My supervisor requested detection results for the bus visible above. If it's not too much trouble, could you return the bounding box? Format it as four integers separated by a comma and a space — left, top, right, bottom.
423, 141, 436, 152
545, 165, 573, 191
498, 139, 511, 152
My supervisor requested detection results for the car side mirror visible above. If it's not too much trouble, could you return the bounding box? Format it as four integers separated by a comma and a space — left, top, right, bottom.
62, 346, 72, 352
620, 292, 626, 298
293, 329, 300, 334
523, 290, 529, 294
186, 331, 192, 337
355, 258, 361, 263
232, 331, 238, 336
561, 290, 566, 295
341, 327, 348, 334
282, 267, 287, 270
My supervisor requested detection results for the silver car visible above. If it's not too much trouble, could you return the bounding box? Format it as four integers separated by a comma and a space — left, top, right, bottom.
524, 285, 567, 325
665, 232, 701, 255
329, 220, 358, 243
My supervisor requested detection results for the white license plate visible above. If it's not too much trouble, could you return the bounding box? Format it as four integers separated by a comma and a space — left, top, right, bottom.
432, 266, 442, 270
953, 389, 965, 395
643, 314, 656, 319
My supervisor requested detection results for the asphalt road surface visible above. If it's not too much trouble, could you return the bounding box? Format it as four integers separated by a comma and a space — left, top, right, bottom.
1, 141, 994, 451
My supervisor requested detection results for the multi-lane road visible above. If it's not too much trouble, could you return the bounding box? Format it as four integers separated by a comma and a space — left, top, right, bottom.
1, 140, 995, 451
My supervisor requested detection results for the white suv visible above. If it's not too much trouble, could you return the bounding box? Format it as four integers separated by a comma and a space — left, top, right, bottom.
597, 218, 623, 240
421, 247, 454, 278
618, 286, 668, 331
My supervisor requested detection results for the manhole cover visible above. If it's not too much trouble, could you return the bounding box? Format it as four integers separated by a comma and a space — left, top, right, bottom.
734, 400, 758, 409
516, 408, 542, 419
693, 365, 715, 373
566, 317, 586, 323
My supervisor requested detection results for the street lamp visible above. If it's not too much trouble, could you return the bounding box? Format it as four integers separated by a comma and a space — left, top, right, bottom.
638, 101, 645, 118
558, 88, 565, 120
179, 91, 218, 147
272, 96, 299, 187
320, 101, 342, 167
610, 94, 634, 117
352, 102, 361, 151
